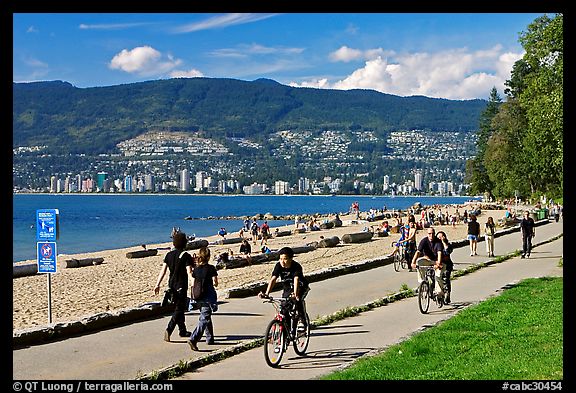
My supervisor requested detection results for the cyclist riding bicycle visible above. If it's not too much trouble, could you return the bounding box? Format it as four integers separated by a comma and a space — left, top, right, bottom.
259, 247, 310, 327
391, 223, 409, 257
411, 227, 446, 299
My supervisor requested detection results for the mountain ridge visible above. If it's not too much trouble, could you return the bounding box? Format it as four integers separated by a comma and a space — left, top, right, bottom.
13, 77, 487, 155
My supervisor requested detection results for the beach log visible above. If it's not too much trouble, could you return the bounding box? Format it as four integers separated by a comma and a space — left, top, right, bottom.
341, 232, 374, 244
292, 228, 306, 234
13, 263, 38, 278
60, 257, 104, 269
318, 236, 340, 248
292, 244, 318, 253
216, 253, 272, 270
273, 230, 292, 237
185, 239, 209, 250
125, 249, 158, 259
212, 237, 243, 245
319, 221, 334, 229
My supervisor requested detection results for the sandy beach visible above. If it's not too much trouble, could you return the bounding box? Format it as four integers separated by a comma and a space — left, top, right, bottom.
13, 201, 514, 332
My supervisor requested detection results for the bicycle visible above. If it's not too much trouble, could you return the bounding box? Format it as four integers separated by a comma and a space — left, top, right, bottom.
392, 241, 409, 272
417, 265, 444, 314
261, 295, 311, 368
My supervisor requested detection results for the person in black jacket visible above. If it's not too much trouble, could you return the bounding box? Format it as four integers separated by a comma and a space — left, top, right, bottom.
188, 246, 218, 351
436, 231, 453, 304
153, 232, 195, 342
520, 211, 536, 258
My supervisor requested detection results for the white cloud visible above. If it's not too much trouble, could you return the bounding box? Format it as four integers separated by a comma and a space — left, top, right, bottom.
329, 46, 363, 62
172, 13, 279, 34
329, 46, 392, 63
210, 43, 304, 58
109, 46, 182, 76
170, 69, 204, 78
294, 45, 524, 99
26, 26, 39, 33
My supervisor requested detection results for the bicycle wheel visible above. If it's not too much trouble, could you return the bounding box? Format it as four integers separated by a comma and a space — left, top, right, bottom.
293, 312, 311, 355
264, 319, 285, 367
393, 251, 401, 272
418, 280, 430, 314
401, 253, 409, 270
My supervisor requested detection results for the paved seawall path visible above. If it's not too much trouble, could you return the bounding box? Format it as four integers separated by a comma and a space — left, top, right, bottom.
13, 219, 563, 380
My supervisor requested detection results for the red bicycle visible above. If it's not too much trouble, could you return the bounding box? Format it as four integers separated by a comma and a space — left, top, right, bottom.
261, 295, 310, 367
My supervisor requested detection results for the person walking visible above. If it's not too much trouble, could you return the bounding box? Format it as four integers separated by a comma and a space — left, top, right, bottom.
467, 214, 480, 256
188, 246, 219, 351
153, 231, 194, 342
520, 211, 536, 258
484, 216, 496, 257
436, 231, 453, 304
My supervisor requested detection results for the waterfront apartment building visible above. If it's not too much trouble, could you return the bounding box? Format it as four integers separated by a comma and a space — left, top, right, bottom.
180, 169, 190, 192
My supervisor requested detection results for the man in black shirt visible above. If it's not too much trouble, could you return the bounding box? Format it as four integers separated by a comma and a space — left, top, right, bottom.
520, 211, 536, 258
259, 247, 309, 325
411, 227, 445, 297
154, 232, 195, 342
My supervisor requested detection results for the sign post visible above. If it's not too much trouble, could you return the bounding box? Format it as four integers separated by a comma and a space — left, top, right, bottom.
36, 209, 59, 324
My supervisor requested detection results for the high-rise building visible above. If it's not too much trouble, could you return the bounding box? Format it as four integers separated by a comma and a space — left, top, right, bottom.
180, 169, 190, 192
124, 175, 133, 192
298, 177, 310, 193
195, 171, 207, 192
274, 180, 289, 195
96, 172, 108, 191
414, 171, 423, 191
144, 174, 155, 191
383, 175, 390, 192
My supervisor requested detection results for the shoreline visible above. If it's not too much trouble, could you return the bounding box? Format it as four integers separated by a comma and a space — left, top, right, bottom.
13, 202, 514, 331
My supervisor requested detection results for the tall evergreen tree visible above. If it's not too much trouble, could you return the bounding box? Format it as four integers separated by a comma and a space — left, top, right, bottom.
466, 87, 501, 198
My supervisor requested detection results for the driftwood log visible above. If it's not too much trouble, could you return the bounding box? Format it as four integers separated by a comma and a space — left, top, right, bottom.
216, 243, 318, 270
211, 237, 243, 245
319, 221, 334, 229
273, 230, 292, 237
318, 236, 340, 248
13, 264, 38, 278
125, 249, 158, 259
60, 257, 104, 269
341, 232, 374, 244
185, 239, 210, 250
14, 257, 105, 278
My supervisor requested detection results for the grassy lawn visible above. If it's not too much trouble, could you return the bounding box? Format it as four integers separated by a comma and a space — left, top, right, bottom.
322, 276, 563, 380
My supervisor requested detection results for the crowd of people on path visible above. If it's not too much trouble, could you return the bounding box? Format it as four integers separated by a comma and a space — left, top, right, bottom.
153, 199, 561, 352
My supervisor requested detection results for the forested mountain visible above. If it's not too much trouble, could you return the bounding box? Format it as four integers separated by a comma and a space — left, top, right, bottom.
13, 78, 486, 154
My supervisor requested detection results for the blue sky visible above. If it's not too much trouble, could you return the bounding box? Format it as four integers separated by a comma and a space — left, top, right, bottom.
13, 13, 548, 100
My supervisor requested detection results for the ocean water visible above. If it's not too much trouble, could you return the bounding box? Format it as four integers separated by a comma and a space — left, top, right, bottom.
12, 194, 478, 263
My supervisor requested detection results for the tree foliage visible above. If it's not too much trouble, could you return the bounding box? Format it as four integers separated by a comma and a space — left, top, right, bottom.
470, 13, 563, 201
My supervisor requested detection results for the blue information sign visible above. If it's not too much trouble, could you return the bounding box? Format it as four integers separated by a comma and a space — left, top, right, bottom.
37, 242, 58, 274
37, 209, 59, 241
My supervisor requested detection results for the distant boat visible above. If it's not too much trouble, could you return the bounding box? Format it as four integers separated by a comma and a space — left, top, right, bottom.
184, 216, 192, 220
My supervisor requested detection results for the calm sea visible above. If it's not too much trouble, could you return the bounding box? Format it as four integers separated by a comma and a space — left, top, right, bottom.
12, 194, 478, 263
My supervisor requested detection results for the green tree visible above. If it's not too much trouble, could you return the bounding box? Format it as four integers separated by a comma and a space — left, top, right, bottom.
467, 87, 501, 197
484, 99, 529, 198
484, 13, 563, 201
516, 13, 563, 198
